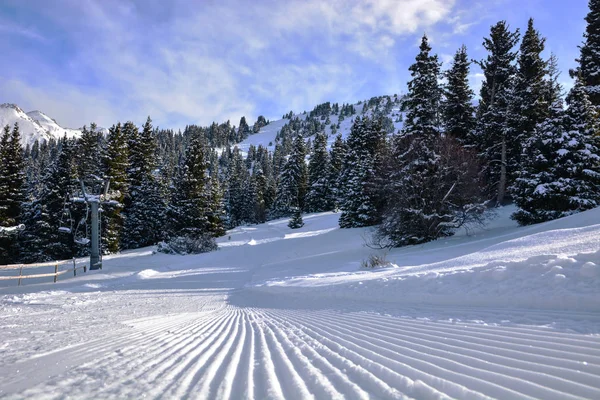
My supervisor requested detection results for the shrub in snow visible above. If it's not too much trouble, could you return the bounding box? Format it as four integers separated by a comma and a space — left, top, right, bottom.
361, 254, 392, 269
155, 234, 217, 255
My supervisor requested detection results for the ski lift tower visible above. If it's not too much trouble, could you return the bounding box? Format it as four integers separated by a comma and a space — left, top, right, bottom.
72, 177, 112, 271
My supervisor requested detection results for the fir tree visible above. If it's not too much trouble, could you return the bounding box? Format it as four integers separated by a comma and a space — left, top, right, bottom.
402, 35, 442, 138
379, 35, 482, 246
572, 0, 600, 107
328, 134, 347, 209
0, 123, 26, 263
103, 123, 129, 252
338, 116, 386, 228
225, 148, 250, 227
288, 208, 304, 229
77, 123, 102, 180
443, 45, 475, 143
306, 132, 333, 212
168, 133, 211, 239
238, 116, 251, 141
507, 18, 548, 189
513, 77, 600, 223
273, 134, 308, 218
473, 21, 520, 205
206, 160, 226, 236
122, 117, 167, 249
122, 175, 166, 248
21, 138, 79, 262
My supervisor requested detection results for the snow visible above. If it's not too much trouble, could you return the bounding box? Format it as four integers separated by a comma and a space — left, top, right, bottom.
0, 103, 109, 147
1, 206, 600, 398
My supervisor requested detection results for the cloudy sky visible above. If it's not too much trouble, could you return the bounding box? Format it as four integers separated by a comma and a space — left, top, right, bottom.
0, 0, 590, 130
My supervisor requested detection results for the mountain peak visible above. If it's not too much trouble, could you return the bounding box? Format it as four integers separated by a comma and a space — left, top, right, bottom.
0, 103, 82, 146
0, 103, 26, 115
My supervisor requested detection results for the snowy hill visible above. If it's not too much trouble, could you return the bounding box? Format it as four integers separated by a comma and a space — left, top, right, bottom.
234, 95, 404, 154
0, 103, 107, 147
1, 206, 600, 398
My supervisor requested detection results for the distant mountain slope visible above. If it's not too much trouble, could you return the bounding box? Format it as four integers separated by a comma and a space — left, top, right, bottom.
0, 103, 54, 147
26, 110, 81, 142
235, 94, 404, 154
0, 103, 103, 147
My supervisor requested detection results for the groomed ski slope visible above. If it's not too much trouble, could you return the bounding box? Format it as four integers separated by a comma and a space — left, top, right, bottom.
1, 206, 600, 399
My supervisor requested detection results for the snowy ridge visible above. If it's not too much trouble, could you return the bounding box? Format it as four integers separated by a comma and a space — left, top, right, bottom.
0, 103, 109, 147
1, 207, 600, 398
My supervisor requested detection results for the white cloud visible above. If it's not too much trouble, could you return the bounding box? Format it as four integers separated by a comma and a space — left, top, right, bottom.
2, 0, 459, 129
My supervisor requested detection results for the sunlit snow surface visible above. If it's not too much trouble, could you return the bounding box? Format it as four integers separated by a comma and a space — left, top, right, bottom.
1, 206, 600, 399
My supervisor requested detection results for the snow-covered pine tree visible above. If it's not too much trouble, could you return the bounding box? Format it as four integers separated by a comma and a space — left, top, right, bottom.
122, 117, 170, 249
0, 123, 26, 264
514, 76, 600, 223
288, 208, 304, 229
273, 134, 308, 218
507, 18, 549, 191
206, 158, 226, 236
378, 34, 451, 246
77, 123, 103, 181
443, 45, 475, 143
103, 123, 129, 253
473, 21, 520, 205
306, 132, 334, 212
238, 116, 251, 141
224, 148, 250, 227
328, 134, 346, 210
572, 0, 600, 107
338, 116, 386, 228
512, 98, 567, 224
21, 137, 79, 262
122, 175, 167, 248
167, 132, 211, 239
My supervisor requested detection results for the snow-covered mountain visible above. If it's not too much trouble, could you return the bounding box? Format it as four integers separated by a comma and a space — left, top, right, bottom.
0, 103, 99, 147
26, 110, 81, 142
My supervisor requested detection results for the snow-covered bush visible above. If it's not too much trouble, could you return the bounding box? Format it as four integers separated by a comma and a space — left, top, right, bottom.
155, 235, 218, 255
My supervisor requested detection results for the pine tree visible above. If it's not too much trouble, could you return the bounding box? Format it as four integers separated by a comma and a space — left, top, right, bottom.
306, 132, 333, 212
572, 0, 600, 107
338, 116, 386, 228
507, 18, 548, 190
288, 208, 304, 229
103, 123, 129, 252
473, 21, 520, 205
0, 123, 27, 263
206, 160, 226, 236
225, 148, 250, 227
122, 175, 166, 248
238, 116, 251, 141
379, 35, 482, 246
168, 133, 210, 238
122, 117, 167, 249
77, 123, 102, 180
443, 45, 475, 143
273, 134, 308, 218
328, 134, 347, 209
21, 138, 79, 262
402, 35, 442, 138
513, 77, 600, 223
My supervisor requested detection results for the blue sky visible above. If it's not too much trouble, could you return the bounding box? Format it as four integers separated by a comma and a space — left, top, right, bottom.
0, 0, 590, 130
